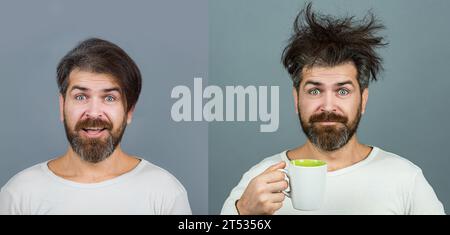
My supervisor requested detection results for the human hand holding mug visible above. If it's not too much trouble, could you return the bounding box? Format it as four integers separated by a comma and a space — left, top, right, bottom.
236, 161, 288, 215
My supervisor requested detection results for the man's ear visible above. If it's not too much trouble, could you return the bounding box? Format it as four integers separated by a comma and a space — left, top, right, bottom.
59, 94, 65, 122
126, 106, 136, 124
361, 88, 369, 115
293, 87, 299, 114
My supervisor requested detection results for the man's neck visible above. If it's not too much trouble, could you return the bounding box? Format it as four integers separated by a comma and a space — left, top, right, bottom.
288, 135, 373, 172
48, 145, 141, 183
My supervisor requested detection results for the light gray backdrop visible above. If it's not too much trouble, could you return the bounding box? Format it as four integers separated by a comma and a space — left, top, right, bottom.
209, 0, 450, 214
0, 0, 208, 214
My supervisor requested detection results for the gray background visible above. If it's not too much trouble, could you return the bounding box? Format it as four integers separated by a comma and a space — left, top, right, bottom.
0, 0, 208, 214
1, 0, 449, 216
209, 0, 450, 214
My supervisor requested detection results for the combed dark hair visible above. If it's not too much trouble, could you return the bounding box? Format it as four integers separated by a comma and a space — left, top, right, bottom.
57, 38, 142, 112
282, 3, 387, 90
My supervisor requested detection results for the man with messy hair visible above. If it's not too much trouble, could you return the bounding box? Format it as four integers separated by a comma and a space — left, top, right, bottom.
221, 3, 444, 215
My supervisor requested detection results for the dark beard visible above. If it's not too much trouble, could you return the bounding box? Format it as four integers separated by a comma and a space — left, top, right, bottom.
64, 117, 127, 163
299, 105, 362, 152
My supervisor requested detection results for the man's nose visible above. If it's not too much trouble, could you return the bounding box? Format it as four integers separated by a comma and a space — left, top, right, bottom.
84, 98, 104, 119
319, 91, 337, 113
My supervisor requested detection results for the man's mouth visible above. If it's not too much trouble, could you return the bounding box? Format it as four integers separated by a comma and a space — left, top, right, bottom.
312, 121, 346, 128
316, 121, 339, 125
80, 127, 108, 137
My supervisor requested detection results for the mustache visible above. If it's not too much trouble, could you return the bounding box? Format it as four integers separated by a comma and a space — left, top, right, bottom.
74, 118, 113, 131
309, 112, 348, 124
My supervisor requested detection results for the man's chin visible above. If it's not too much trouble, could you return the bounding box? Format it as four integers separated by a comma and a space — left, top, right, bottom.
75, 144, 115, 164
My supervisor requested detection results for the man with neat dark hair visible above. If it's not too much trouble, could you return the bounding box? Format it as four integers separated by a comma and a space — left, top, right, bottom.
0, 38, 191, 215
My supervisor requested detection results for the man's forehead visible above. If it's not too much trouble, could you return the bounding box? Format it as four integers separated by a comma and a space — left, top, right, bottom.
67, 69, 120, 91
301, 63, 358, 85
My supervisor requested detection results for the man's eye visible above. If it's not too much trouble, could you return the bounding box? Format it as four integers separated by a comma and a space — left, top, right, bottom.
308, 88, 321, 95
338, 89, 350, 96
75, 95, 86, 101
105, 95, 116, 102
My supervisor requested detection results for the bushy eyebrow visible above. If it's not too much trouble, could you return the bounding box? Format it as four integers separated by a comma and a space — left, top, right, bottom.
336, 81, 355, 87
303, 80, 355, 87
70, 85, 88, 92
69, 86, 121, 94
303, 81, 322, 87
102, 87, 121, 94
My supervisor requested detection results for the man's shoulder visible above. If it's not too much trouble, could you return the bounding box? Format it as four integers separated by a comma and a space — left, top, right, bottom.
372, 147, 422, 176
134, 159, 187, 195
1, 162, 48, 194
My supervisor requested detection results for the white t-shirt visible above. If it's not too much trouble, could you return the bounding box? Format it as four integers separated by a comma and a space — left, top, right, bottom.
0, 159, 192, 215
221, 146, 445, 215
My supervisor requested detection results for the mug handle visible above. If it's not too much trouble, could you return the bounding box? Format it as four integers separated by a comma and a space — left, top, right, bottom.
278, 168, 291, 198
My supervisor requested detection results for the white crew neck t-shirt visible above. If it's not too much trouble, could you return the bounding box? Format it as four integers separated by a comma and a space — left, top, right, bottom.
221, 146, 445, 215
0, 158, 192, 215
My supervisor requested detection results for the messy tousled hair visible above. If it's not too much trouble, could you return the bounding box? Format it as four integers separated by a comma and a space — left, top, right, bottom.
282, 2, 387, 90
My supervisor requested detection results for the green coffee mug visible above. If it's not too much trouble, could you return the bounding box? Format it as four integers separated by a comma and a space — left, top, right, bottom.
280, 159, 327, 211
